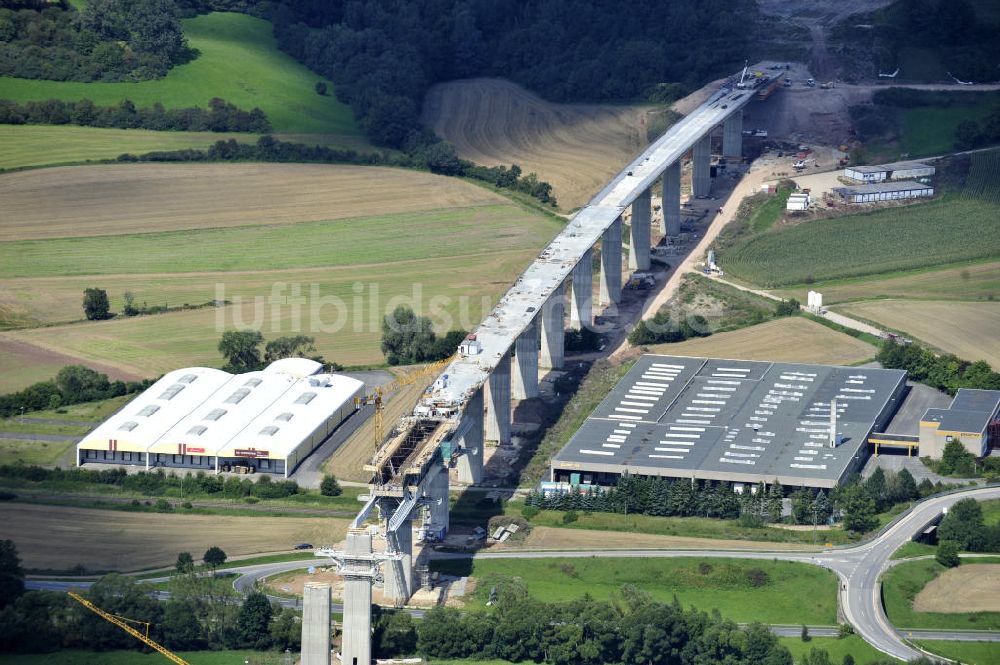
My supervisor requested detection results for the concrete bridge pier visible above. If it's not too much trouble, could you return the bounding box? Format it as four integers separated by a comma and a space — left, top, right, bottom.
628, 187, 651, 270
484, 352, 511, 444
661, 161, 681, 237
455, 387, 484, 484
693, 135, 712, 198
301, 582, 331, 665
599, 216, 622, 306
570, 248, 593, 329
539, 283, 565, 369
425, 464, 450, 530
384, 521, 413, 603
341, 530, 373, 665
512, 317, 539, 399
723, 109, 743, 158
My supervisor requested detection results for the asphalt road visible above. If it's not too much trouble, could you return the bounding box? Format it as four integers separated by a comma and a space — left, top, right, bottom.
26, 486, 1000, 658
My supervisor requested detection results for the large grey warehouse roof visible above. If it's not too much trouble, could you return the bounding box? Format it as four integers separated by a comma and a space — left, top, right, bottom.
848, 160, 933, 174
922, 388, 1000, 434
836, 181, 933, 195
551, 355, 907, 488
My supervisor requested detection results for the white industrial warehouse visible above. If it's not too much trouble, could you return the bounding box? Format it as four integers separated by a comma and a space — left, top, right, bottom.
77, 358, 364, 476
843, 160, 935, 183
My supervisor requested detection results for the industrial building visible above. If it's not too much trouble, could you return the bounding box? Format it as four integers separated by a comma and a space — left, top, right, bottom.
919, 389, 1000, 458
844, 160, 935, 183
550, 355, 907, 489
835, 181, 934, 204
76, 358, 364, 476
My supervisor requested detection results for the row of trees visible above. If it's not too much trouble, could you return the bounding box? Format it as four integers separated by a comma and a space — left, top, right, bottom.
0, 97, 270, 132
117, 135, 558, 206
526, 468, 950, 535
270, 0, 757, 149
217, 330, 336, 373
877, 340, 1000, 394
0, 465, 300, 500
0, 365, 151, 418
380, 305, 466, 366
0, 0, 191, 82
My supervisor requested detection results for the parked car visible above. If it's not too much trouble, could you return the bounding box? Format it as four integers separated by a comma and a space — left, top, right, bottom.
294, 543, 314, 550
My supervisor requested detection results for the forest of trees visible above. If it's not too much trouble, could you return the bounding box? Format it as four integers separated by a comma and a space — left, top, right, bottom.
876, 340, 1000, 395
269, 0, 757, 148
0, 0, 192, 81
0, 366, 152, 418
0, 97, 270, 132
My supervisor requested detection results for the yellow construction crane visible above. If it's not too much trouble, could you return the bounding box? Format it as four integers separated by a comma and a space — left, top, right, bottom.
67, 591, 192, 665
355, 356, 454, 447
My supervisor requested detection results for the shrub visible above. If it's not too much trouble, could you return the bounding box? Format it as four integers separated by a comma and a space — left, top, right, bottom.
936, 540, 961, 568
520, 504, 540, 520
562, 510, 578, 524
320, 474, 342, 497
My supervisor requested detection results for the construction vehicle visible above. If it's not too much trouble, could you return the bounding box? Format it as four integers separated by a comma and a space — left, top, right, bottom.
355, 355, 454, 447
67, 591, 191, 665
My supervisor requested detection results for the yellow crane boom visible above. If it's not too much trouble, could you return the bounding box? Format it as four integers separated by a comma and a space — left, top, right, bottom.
67, 591, 192, 665
355, 356, 454, 446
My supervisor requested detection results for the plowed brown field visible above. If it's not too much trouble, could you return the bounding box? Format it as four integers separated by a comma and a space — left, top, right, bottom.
423, 78, 648, 209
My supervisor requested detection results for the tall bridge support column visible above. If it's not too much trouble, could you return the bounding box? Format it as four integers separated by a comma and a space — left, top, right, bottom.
628, 187, 651, 270
693, 135, 712, 198
662, 161, 681, 237
455, 388, 484, 484
570, 248, 593, 329
539, 283, 565, 369
341, 530, 372, 665
425, 464, 450, 531
485, 352, 511, 445
301, 583, 331, 665
723, 109, 743, 158
512, 318, 539, 399
384, 522, 413, 603
599, 216, 622, 306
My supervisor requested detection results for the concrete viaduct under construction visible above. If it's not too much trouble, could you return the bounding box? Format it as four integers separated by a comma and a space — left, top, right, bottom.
314, 62, 785, 665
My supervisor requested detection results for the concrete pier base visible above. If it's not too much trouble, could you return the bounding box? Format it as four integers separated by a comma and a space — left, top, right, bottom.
723, 110, 743, 158
693, 135, 711, 198
599, 217, 622, 305
485, 353, 511, 444
301, 583, 331, 665
540, 283, 565, 369
341, 530, 372, 665
425, 465, 450, 534
455, 388, 484, 484
662, 161, 681, 237
570, 248, 593, 329
628, 187, 651, 270
512, 319, 539, 399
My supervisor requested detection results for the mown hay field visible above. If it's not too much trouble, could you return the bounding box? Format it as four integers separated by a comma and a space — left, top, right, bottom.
835, 300, 1000, 366
423, 78, 648, 209
0, 163, 562, 392
0, 502, 348, 572
0, 163, 502, 241
645, 317, 876, 366
0, 13, 358, 136
913, 564, 1000, 613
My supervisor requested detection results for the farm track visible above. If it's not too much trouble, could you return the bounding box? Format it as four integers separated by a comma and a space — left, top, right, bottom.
423, 78, 648, 209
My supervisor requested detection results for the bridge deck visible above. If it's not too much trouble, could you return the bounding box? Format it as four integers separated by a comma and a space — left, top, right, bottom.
418, 62, 782, 413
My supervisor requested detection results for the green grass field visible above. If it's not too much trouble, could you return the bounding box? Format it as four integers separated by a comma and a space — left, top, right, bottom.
0, 125, 256, 171
915, 640, 1000, 665
503, 506, 853, 545
882, 558, 1000, 630
720, 196, 1000, 287
0, 13, 358, 137
900, 100, 1000, 157
431, 557, 838, 625
0, 205, 543, 278
779, 635, 898, 665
